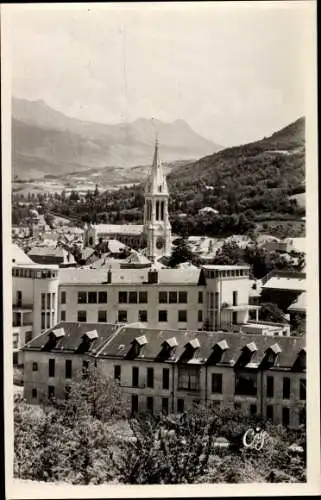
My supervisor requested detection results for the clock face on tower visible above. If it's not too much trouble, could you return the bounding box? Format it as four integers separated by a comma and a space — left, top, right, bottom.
156, 236, 165, 250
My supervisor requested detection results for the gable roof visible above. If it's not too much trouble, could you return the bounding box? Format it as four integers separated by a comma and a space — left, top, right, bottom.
23, 322, 117, 355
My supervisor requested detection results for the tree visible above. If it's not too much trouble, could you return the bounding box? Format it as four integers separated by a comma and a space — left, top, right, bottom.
259, 302, 288, 323
213, 241, 246, 266
167, 239, 194, 268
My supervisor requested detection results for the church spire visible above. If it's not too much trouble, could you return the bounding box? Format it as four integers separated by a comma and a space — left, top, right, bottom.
145, 136, 168, 196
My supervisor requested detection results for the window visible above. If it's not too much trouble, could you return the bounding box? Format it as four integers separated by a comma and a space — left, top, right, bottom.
114, 365, 121, 381
65, 360, 72, 379
32, 388, 37, 399
77, 310, 87, 322
234, 402, 242, 411
178, 291, 187, 303
98, 291, 107, 304
88, 291, 97, 304
266, 376, 274, 398
178, 310, 187, 322
162, 397, 169, 414
129, 291, 137, 304
17, 290, 22, 306
48, 385, 55, 399
250, 404, 257, 415
46, 294, 51, 309
163, 368, 170, 390
78, 292, 87, 304
198, 291, 203, 304
282, 407, 290, 427
266, 405, 274, 421
300, 379, 306, 400
214, 292, 219, 309
118, 310, 127, 323
132, 394, 138, 414
235, 372, 257, 396
32, 362, 38, 372
61, 291, 66, 304
60, 310, 66, 321
159, 291, 168, 304
232, 312, 238, 324
138, 310, 148, 322
177, 398, 184, 413
233, 291, 238, 306
299, 407, 306, 426
41, 293, 46, 310
139, 291, 148, 303
178, 366, 199, 391
198, 310, 203, 322
65, 386, 71, 401
147, 367, 154, 388
119, 291, 128, 303
169, 291, 177, 303
283, 377, 291, 399
211, 373, 223, 394
146, 396, 154, 413
46, 312, 51, 329
132, 367, 139, 387
48, 359, 55, 378
98, 310, 107, 322
158, 310, 168, 322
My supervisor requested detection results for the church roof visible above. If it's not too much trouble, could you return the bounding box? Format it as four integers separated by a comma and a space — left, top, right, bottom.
90, 224, 144, 236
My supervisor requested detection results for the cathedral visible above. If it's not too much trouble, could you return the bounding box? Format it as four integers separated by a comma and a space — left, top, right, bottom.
83, 139, 172, 262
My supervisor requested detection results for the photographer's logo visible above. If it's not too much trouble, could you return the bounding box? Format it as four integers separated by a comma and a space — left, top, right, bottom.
242, 427, 272, 451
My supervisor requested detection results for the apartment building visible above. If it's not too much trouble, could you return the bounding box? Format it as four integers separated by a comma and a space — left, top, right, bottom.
12, 244, 59, 365
58, 265, 252, 332
23, 322, 306, 429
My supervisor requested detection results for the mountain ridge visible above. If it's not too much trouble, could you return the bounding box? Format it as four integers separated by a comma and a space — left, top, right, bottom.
12, 97, 222, 179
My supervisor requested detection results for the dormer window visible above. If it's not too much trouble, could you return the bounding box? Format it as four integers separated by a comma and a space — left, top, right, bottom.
126, 335, 148, 359
188, 338, 201, 350
261, 343, 282, 369
157, 337, 178, 361
293, 348, 306, 372
236, 342, 258, 367
52, 328, 65, 339
207, 340, 229, 365
85, 330, 99, 341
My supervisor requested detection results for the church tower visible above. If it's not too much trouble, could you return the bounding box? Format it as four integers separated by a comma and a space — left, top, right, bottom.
143, 138, 171, 262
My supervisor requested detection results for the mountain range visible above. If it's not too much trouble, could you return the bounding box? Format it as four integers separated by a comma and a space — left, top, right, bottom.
12, 97, 221, 179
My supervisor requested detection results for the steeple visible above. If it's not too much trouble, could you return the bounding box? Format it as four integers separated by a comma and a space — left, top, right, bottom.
143, 137, 171, 261
145, 136, 169, 196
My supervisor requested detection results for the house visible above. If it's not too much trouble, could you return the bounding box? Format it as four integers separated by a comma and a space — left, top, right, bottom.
22, 322, 306, 429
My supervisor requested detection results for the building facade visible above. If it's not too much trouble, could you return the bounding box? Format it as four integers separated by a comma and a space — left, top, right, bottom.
23, 323, 306, 429
12, 263, 59, 364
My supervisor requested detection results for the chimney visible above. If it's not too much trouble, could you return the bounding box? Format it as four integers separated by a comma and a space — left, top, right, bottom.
148, 268, 158, 284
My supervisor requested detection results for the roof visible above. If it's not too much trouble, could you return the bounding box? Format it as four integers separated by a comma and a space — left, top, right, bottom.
58, 267, 204, 286
202, 265, 250, 270
12, 244, 34, 265
90, 224, 144, 236
287, 292, 306, 312
28, 247, 64, 258
23, 322, 118, 354
108, 239, 127, 253
24, 322, 305, 370
263, 275, 305, 292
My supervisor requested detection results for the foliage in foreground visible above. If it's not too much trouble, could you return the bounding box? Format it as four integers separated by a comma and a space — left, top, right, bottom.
14, 367, 306, 485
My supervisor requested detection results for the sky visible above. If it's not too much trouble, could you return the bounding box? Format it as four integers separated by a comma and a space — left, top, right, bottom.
6, 2, 315, 146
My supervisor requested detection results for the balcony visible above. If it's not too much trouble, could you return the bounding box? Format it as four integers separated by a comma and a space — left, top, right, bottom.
221, 303, 249, 311
13, 305, 33, 313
